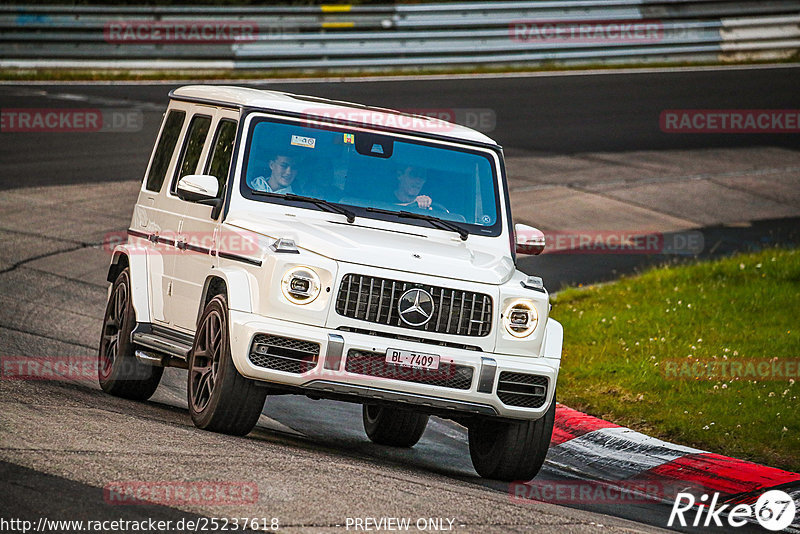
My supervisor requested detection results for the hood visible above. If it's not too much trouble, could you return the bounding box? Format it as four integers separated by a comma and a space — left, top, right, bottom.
226, 213, 514, 285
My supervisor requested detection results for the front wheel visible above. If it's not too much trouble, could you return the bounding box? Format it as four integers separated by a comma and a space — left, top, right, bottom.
468, 397, 555, 481
362, 404, 429, 447
187, 295, 267, 436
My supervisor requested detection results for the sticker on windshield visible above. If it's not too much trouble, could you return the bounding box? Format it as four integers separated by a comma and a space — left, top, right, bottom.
343, 133, 354, 144
290, 135, 316, 148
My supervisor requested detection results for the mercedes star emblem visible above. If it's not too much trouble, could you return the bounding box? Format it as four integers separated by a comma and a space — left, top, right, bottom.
398, 288, 435, 326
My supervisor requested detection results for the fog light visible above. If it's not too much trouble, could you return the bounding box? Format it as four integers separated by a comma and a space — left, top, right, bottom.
281, 266, 321, 305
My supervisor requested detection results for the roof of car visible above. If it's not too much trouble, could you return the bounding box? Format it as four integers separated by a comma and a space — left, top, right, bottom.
170, 85, 498, 147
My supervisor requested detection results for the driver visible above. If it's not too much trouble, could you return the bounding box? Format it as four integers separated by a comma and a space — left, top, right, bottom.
247, 154, 299, 194
391, 165, 433, 210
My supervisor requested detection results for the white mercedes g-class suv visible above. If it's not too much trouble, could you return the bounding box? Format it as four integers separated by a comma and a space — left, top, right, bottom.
100, 86, 562, 481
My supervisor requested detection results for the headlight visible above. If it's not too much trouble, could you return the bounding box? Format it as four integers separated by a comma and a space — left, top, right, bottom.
281, 266, 321, 305
503, 299, 538, 338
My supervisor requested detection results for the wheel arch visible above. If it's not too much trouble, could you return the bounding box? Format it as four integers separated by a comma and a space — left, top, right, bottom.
107, 251, 129, 284
196, 267, 255, 327
107, 245, 151, 324
541, 318, 563, 360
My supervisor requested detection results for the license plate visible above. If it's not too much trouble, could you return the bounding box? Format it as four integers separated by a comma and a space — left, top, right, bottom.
385, 348, 440, 370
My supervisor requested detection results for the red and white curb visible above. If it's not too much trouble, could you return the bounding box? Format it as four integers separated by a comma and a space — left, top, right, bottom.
512, 404, 800, 530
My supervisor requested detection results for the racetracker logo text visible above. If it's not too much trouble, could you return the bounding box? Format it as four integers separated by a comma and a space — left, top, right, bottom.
660, 109, 800, 133
510, 20, 664, 43
299, 107, 496, 133
537, 230, 704, 255
1, 356, 98, 381
1, 108, 143, 133
104, 481, 258, 506
104, 21, 258, 44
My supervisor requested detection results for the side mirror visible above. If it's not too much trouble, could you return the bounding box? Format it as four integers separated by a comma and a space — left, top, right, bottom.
176, 174, 219, 203
515, 223, 546, 255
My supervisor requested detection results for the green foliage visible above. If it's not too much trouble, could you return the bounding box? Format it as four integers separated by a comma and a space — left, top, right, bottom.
552, 248, 800, 472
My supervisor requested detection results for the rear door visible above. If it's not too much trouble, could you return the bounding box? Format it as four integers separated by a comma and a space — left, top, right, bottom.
131, 106, 187, 325
168, 108, 239, 332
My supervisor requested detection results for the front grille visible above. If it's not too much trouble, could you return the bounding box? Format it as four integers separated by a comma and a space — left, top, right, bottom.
345, 349, 474, 390
248, 334, 320, 374
335, 274, 493, 337
497, 372, 548, 408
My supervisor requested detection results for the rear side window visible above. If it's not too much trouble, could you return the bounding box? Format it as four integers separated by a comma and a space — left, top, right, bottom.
172, 114, 212, 192
204, 119, 237, 199
145, 110, 185, 192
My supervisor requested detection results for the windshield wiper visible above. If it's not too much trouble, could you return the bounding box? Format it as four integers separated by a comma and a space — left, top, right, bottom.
252, 191, 355, 223
365, 207, 468, 241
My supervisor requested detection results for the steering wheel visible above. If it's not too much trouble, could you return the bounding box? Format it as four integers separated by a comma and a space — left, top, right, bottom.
404, 201, 467, 223
430, 201, 451, 214
401, 200, 448, 214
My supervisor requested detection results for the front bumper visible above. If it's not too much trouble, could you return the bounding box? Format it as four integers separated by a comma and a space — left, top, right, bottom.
228, 310, 560, 420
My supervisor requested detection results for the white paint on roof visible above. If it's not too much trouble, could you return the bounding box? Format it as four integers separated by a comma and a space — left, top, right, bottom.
171, 85, 497, 146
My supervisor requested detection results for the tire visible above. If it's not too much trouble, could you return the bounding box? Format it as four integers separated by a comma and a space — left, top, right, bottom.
468, 396, 556, 481
362, 404, 429, 447
98, 268, 163, 400
188, 294, 267, 436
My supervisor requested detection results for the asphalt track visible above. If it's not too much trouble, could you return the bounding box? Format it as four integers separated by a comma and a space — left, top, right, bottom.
2, 65, 800, 191
1, 65, 799, 533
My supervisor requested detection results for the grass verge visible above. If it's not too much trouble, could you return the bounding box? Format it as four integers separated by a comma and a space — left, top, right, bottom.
551, 248, 799, 472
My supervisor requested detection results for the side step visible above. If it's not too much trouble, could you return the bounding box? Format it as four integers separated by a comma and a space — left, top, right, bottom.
134, 350, 189, 370
131, 322, 194, 368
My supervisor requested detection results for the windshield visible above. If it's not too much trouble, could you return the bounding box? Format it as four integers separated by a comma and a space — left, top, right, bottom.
239, 117, 501, 236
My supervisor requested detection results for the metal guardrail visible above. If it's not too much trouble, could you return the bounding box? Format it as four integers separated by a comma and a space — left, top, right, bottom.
1, 1, 798, 70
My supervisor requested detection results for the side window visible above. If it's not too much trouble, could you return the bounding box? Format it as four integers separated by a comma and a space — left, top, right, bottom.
171, 114, 212, 193
204, 119, 237, 199
145, 110, 185, 192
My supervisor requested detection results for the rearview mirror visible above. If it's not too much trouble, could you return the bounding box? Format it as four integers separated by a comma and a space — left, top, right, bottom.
515, 223, 545, 255
176, 174, 219, 203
